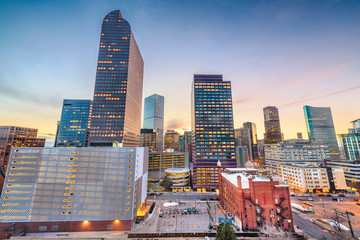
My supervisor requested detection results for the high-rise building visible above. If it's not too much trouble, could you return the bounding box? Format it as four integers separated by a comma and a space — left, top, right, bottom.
140, 129, 157, 151
143, 94, 164, 151
88, 10, 144, 147
243, 122, 258, 159
264, 140, 330, 174
179, 135, 185, 152
339, 118, 360, 160
263, 106, 282, 144
304, 105, 340, 160
0, 147, 148, 232
55, 99, 92, 147
0, 126, 45, 174
326, 160, 360, 191
234, 128, 253, 161
164, 130, 180, 151
191, 74, 236, 191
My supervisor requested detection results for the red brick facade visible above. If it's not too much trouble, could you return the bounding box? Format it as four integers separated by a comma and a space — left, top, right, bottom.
217, 166, 294, 231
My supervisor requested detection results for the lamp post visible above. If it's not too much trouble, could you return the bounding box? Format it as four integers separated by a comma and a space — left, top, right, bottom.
320, 198, 325, 212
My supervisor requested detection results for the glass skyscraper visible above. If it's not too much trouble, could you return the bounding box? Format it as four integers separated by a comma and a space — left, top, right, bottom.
88, 10, 144, 147
263, 106, 282, 144
304, 105, 340, 160
55, 99, 92, 147
143, 94, 164, 151
191, 74, 236, 191
339, 118, 360, 160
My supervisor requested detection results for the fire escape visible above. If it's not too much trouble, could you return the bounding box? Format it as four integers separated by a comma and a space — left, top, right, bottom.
276, 197, 286, 224
245, 197, 266, 228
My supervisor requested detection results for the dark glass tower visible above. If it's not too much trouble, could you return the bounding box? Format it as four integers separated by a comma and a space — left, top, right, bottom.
55, 99, 92, 147
304, 105, 340, 160
191, 74, 236, 191
243, 122, 258, 159
89, 10, 144, 147
263, 106, 282, 144
143, 94, 164, 151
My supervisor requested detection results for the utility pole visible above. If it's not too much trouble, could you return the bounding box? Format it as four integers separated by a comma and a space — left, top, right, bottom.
334, 209, 341, 231
346, 210, 355, 238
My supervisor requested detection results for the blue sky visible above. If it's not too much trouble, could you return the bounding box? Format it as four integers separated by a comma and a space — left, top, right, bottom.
0, 0, 359, 144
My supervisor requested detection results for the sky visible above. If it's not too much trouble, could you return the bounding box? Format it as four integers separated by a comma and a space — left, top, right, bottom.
0, 0, 359, 146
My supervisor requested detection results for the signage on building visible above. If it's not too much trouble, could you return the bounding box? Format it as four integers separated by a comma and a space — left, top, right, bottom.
218, 217, 232, 225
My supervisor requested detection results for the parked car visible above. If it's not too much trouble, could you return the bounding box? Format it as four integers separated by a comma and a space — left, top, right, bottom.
200, 198, 206, 201
306, 197, 313, 201
159, 211, 164, 217
188, 207, 192, 213
326, 194, 332, 197
290, 193, 296, 197
356, 202, 360, 206
184, 208, 187, 213
338, 194, 346, 197
348, 212, 355, 216
209, 198, 215, 201
192, 207, 196, 213
318, 194, 324, 197
332, 198, 338, 201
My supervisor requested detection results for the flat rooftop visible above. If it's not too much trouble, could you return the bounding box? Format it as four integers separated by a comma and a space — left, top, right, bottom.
221, 172, 270, 189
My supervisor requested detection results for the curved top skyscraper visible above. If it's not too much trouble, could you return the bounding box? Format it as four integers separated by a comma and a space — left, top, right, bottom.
89, 10, 144, 147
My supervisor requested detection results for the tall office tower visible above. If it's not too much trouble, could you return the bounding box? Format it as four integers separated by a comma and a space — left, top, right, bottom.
263, 106, 282, 144
243, 122, 258, 159
55, 99, 92, 147
88, 10, 144, 147
0, 126, 45, 173
339, 118, 360, 160
140, 128, 157, 151
191, 74, 236, 191
184, 131, 192, 162
179, 135, 185, 151
143, 94, 164, 151
164, 130, 180, 151
304, 105, 340, 160
234, 127, 253, 160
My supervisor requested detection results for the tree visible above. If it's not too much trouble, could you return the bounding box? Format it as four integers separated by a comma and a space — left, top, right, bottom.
216, 221, 237, 240
259, 223, 294, 240
160, 176, 173, 190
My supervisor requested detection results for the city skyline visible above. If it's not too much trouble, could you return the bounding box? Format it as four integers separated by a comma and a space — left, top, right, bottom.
0, 0, 360, 146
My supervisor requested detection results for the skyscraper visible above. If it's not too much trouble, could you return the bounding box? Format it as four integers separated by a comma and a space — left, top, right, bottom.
143, 94, 164, 151
304, 105, 340, 160
88, 10, 144, 147
243, 122, 258, 159
191, 74, 236, 191
164, 130, 180, 151
234, 127, 253, 160
339, 118, 360, 160
140, 128, 157, 151
263, 106, 282, 144
55, 99, 92, 147
0, 126, 45, 174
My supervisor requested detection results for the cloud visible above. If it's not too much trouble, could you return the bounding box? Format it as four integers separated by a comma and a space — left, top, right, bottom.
0, 76, 59, 108
39, 132, 56, 137
280, 85, 360, 108
166, 119, 188, 130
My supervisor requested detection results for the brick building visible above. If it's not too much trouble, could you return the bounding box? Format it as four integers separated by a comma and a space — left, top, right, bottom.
217, 161, 294, 231
0, 126, 45, 174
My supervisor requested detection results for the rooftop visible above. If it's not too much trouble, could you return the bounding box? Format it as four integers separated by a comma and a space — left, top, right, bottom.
221, 172, 270, 189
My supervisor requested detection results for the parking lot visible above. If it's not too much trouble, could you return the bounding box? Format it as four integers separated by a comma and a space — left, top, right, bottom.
156, 200, 225, 232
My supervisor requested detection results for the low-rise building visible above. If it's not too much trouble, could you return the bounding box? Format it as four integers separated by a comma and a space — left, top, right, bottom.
325, 160, 360, 191
265, 140, 330, 174
278, 163, 347, 193
0, 147, 148, 232
217, 162, 294, 231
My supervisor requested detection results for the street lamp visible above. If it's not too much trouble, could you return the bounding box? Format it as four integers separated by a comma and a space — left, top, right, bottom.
320, 198, 325, 212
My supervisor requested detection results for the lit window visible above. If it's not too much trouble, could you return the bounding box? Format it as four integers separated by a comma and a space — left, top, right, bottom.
126, 195, 130, 198
125, 201, 130, 204
125, 207, 129, 210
